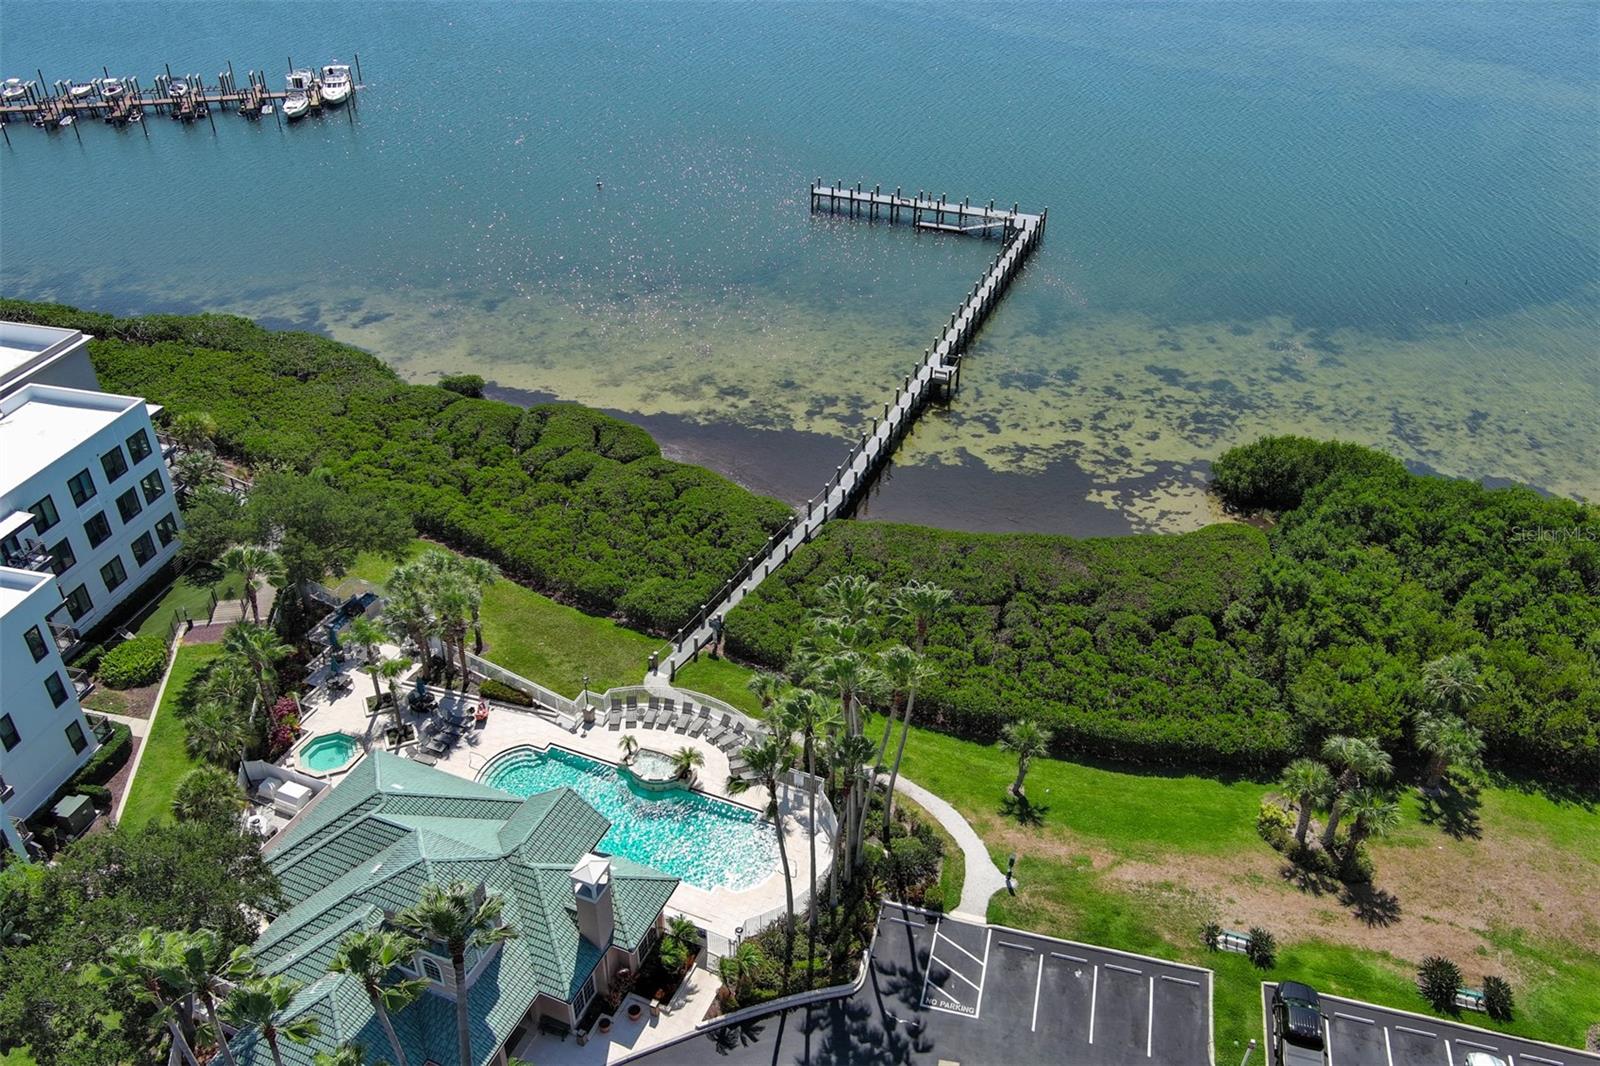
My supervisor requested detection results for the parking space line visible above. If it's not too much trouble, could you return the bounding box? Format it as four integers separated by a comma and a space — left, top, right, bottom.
935, 927, 986, 967
943, 964, 982, 993
1031, 951, 1043, 1032
1395, 1025, 1437, 1038
974, 927, 992, 1020
998, 939, 1035, 952
1326, 1017, 1336, 1066
1446, 1040, 1454, 1066
1160, 974, 1201, 987
1384, 1026, 1394, 1066
1457, 1039, 1500, 1050
1336, 1011, 1377, 1024
882, 914, 923, 927
1089, 964, 1099, 1045
1523, 1056, 1565, 1065
1146, 975, 1154, 1058
1106, 962, 1143, 975
1051, 951, 1088, 963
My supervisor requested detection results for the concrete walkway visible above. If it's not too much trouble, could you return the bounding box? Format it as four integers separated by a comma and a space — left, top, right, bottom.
893, 775, 1006, 921
94, 710, 151, 739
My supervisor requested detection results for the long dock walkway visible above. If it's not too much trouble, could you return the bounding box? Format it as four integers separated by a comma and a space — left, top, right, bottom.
652, 182, 1045, 680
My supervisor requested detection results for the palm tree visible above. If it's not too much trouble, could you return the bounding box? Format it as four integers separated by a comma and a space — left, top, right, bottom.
888, 579, 952, 653
222, 622, 293, 716
1340, 787, 1402, 862
173, 765, 248, 827
877, 646, 935, 840
329, 929, 427, 1066
456, 556, 500, 654
1000, 718, 1052, 797
716, 941, 766, 1003
184, 700, 249, 766
314, 1046, 374, 1066
727, 731, 797, 992
224, 975, 320, 1066
221, 545, 285, 623
83, 928, 201, 1066
382, 578, 436, 681
670, 746, 705, 783
1421, 653, 1483, 716
171, 411, 220, 451
374, 656, 413, 737
165, 930, 256, 1066
396, 881, 518, 1066
746, 672, 784, 711
618, 734, 640, 763
1415, 712, 1485, 792
830, 732, 877, 884
659, 916, 701, 974
430, 579, 475, 692
814, 574, 882, 629
1278, 758, 1334, 846
1318, 736, 1393, 851
344, 616, 389, 701
778, 688, 833, 975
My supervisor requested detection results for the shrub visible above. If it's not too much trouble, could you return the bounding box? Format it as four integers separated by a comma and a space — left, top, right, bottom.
1481, 975, 1513, 1022
75, 783, 113, 810
265, 696, 301, 760
438, 373, 486, 398
1210, 435, 1404, 513
70, 643, 106, 674
479, 678, 533, 707
74, 723, 133, 785
1245, 927, 1277, 969
1418, 956, 1463, 1013
1256, 800, 1294, 852
1201, 922, 1222, 952
98, 636, 168, 689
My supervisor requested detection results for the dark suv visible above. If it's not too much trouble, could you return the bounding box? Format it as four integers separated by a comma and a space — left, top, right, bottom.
1271, 981, 1328, 1066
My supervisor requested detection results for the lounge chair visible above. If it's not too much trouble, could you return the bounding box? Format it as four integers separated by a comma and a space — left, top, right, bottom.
672, 712, 692, 734
686, 716, 707, 739
410, 752, 438, 766
647, 696, 661, 714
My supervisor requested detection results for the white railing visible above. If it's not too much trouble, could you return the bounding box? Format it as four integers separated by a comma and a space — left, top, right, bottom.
466, 653, 577, 717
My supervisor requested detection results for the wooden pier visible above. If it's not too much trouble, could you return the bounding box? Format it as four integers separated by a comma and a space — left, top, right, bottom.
0, 56, 361, 136
651, 181, 1045, 679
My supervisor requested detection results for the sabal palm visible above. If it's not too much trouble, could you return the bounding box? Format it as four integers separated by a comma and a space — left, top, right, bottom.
374, 656, 413, 735
329, 929, 426, 1066
671, 746, 705, 781
814, 574, 882, 628
431, 580, 475, 691
222, 622, 292, 714
172, 765, 247, 826
314, 1046, 372, 1066
185, 700, 248, 765
224, 975, 319, 1066
810, 651, 873, 738
83, 928, 200, 1066
1000, 718, 1052, 796
221, 545, 285, 623
1421, 653, 1483, 715
618, 734, 640, 762
396, 881, 518, 1066
830, 732, 877, 884
1415, 712, 1484, 790
1279, 758, 1334, 846
888, 580, 952, 652
778, 688, 829, 972
1318, 736, 1393, 849
746, 672, 784, 710
171, 410, 219, 450
164, 930, 256, 1066
344, 616, 388, 699
1341, 787, 1402, 858
716, 941, 765, 998
382, 575, 437, 681
660, 915, 701, 973
727, 731, 796, 993
876, 646, 935, 838
456, 556, 500, 653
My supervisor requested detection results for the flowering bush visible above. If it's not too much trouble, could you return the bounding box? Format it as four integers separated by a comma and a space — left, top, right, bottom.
266, 695, 301, 760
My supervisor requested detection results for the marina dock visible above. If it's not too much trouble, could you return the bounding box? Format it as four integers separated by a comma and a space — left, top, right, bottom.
652, 181, 1045, 679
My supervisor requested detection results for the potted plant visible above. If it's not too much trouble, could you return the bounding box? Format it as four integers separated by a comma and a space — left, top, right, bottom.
626, 1001, 643, 1023
597, 1016, 612, 1034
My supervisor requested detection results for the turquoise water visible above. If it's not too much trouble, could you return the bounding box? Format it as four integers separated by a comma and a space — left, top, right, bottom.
1, 3, 1595, 531
483, 746, 779, 891
299, 732, 358, 772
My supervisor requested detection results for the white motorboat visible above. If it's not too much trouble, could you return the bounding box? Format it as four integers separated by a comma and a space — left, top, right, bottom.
99, 77, 125, 100
2, 78, 30, 102
319, 63, 352, 105
283, 69, 314, 120
169, 78, 190, 99
66, 81, 94, 99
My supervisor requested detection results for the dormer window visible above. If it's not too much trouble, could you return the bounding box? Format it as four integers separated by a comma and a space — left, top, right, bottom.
420, 957, 444, 984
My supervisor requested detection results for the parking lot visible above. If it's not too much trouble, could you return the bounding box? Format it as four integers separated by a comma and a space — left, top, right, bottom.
1261, 984, 1600, 1066
635, 902, 1214, 1065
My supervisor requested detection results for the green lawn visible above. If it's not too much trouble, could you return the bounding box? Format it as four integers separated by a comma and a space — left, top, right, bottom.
127, 568, 244, 643
883, 717, 1600, 1053
674, 655, 770, 716
339, 540, 658, 696
118, 644, 224, 829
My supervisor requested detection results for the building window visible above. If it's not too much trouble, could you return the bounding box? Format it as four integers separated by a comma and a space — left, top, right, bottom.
63, 583, 93, 621
155, 512, 180, 546
84, 511, 112, 548
66, 720, 88, 754
126, 429, 153, 463
140, 470, 166, 505
45, 672, 69, 708
29, 495, 60, 534
100, 555, 128, 593
116, 488, 142, 523
49, 538, 77, 575
573, 971, 598, 1016
101, 446, 129, 482
24, 625, 50, 662
0, 533, 20, 563
0, 715, 18, 752
420, 957, 444, 984
131, 532, 157, 567
67, 468, 97, 507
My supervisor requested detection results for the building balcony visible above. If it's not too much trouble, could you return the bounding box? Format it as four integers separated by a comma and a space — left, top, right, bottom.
1, 536, 52, 574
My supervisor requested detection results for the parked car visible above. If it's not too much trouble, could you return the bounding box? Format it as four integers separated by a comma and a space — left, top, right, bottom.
1462, 1054, 1508, 1066
1271, 981, 1328, 1066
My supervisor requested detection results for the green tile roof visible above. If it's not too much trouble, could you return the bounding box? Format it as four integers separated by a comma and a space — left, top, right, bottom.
231, 752, 678, 1066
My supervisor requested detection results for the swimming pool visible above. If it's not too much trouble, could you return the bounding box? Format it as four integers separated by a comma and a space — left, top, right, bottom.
482, 746, 780, 891
299, 733, 359, 773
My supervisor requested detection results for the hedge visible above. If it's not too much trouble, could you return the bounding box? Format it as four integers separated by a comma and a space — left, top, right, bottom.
479, 678, 534, 707
98, 636, 168, 689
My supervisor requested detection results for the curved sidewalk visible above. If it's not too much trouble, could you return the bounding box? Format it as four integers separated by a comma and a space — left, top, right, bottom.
893, 775, 1006, 920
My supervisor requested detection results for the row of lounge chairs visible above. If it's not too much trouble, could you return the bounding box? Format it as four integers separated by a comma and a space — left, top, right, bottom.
603, 695, 759, 780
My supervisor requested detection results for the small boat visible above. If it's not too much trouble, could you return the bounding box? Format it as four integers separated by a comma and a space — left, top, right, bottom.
318, 63, 352, 105
99, 77, 125, 100
283, 69, 314, 120
66, 81, 95, 99
169, 79, 190, 98
59, 115, 74, 126
2, 78, 30, 102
